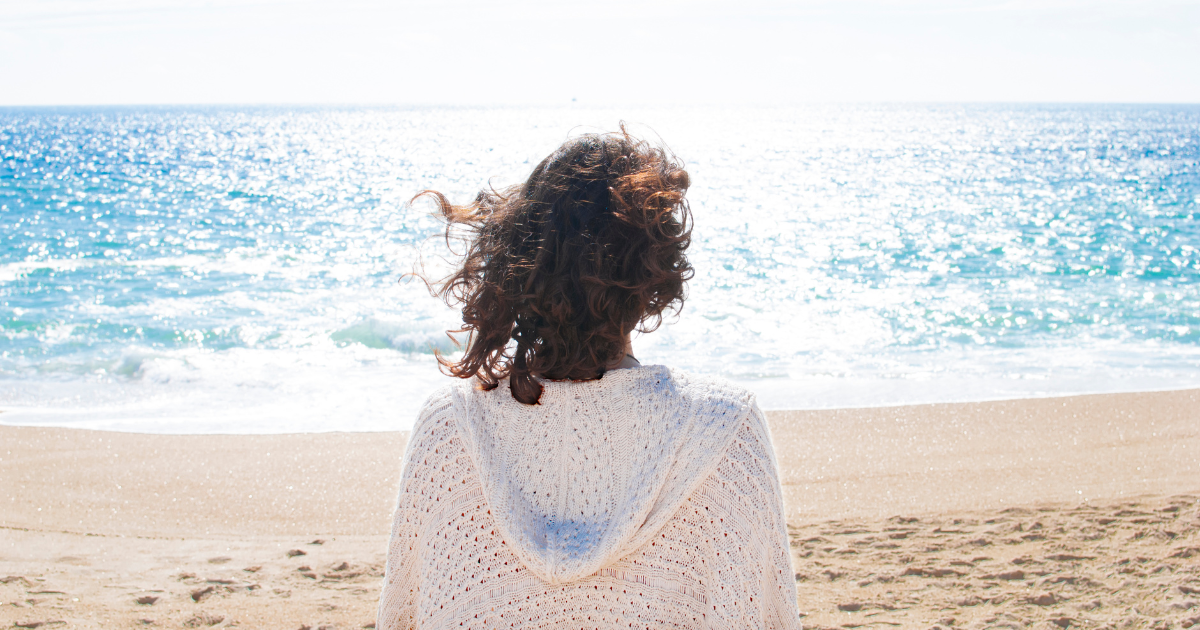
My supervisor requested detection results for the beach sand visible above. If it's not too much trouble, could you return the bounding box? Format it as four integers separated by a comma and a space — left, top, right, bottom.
1, 389, 1197, 629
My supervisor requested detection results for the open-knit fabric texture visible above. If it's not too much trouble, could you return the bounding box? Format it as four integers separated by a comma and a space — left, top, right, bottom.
377, 365, 802, 629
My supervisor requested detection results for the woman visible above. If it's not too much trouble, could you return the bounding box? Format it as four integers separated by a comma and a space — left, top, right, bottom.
378, 129, 802, 629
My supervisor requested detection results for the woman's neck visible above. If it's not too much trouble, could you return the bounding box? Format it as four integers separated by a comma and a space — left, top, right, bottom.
610, 334, 640, 370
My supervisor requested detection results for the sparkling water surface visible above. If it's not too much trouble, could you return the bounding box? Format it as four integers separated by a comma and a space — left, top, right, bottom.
1, 105, 1198, 433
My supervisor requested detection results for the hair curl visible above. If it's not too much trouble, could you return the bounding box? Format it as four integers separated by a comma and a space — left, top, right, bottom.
416, 128, 693, 404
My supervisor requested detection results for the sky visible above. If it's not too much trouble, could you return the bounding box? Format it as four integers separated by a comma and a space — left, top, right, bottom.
0, 0, 1197, 106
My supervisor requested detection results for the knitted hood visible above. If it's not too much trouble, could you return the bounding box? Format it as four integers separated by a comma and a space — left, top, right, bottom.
448, 365, 755, 585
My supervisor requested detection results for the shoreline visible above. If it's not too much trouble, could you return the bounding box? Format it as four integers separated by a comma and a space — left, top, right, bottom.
2, 388, 1197, 629
4, 378, 1200, 435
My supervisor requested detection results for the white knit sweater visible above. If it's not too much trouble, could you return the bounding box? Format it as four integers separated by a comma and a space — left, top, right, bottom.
377, 365, 802, 629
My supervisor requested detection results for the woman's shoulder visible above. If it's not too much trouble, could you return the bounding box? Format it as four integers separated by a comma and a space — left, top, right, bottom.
589, 366, 766, 458
656, 365, 758, 404
403, 384, 461, 454
632, 365, 761, 425
649, 367, 778, 453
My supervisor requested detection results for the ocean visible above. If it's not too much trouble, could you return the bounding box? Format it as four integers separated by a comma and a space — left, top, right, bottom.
1, 104, 1198, 433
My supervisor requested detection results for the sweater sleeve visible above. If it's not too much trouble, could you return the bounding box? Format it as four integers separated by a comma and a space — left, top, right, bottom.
376, 388, 456, 630
706, 401, 803, 630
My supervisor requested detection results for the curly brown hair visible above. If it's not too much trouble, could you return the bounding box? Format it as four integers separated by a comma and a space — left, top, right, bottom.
416, 128, 694, 404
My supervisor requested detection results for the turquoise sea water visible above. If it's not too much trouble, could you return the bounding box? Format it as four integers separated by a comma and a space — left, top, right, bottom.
1, 105, 1198, 433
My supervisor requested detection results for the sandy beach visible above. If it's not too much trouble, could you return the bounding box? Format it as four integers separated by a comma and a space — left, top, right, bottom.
2, 388, 1197, 629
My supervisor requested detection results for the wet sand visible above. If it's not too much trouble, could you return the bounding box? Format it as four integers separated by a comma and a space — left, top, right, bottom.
1, 388, 1197, 629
